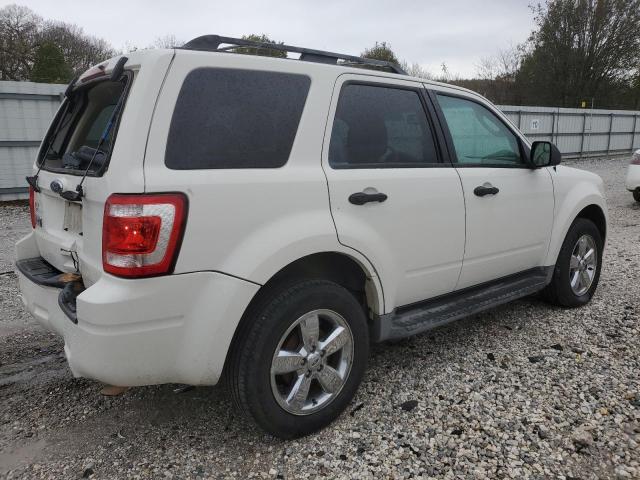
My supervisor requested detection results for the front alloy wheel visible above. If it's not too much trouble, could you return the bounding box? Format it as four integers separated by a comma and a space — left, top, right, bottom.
569, 234, 598, 296
543, 217, 603, 307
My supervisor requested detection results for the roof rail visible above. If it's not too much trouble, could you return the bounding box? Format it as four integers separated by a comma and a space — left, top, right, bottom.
180, 35, 407, 75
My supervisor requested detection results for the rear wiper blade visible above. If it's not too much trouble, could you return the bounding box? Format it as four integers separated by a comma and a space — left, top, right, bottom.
60, 56, 128, 201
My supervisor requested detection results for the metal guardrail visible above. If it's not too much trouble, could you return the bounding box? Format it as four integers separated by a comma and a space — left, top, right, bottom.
499, 105, 640, 159
0, 81, 65, 200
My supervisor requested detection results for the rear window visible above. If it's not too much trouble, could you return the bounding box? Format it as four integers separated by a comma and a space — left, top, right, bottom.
39, 77, 128, 175
165, 68, 311, 170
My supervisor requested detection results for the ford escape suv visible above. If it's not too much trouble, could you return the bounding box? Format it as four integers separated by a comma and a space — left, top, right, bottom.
16, 35, 608, 439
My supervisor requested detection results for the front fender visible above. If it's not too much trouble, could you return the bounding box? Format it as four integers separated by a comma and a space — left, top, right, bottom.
545, 166, 608, 266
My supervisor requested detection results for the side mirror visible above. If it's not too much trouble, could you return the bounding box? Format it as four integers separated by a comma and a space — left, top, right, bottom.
530, 141, 561, 168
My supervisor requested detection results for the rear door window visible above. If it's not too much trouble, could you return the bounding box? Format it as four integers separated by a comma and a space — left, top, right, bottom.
329, 83, 439, 168
165, 68, 311, 169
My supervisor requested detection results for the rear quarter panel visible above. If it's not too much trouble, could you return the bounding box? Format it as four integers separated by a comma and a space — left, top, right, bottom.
143, 51, 385, 312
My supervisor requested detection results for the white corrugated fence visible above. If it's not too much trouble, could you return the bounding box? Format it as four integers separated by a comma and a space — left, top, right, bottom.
1, 81, 65, 200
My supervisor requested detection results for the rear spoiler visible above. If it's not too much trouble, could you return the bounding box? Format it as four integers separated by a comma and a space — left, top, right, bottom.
67, 56, 128, 95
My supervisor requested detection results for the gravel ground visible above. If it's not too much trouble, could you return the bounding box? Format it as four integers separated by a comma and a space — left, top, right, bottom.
1, 156, 639, 479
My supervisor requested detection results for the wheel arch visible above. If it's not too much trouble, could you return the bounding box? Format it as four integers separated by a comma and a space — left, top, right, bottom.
576, 204, 606, 242
221, 251, 383, 381
546, 192, 608, 267
248, 251, 383, 318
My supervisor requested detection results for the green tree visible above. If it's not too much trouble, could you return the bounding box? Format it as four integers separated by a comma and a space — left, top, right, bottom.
0, 4, 116, 81
233, 34, 286, 58
517, 0, 640, 108
0, 4, 41, 80
30, 41, 72, 83
39, 21, 116, 75
361, 41, 400, 66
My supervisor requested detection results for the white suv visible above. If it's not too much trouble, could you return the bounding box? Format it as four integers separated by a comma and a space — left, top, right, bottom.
16, 35, 608, 438
626, 149, 640, 202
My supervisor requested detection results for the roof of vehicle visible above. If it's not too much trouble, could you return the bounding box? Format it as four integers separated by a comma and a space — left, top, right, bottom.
175, 35, 479, 98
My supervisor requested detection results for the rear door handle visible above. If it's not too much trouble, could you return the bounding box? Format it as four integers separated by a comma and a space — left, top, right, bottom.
349, 191, 388, 205
473, 184, 499, 197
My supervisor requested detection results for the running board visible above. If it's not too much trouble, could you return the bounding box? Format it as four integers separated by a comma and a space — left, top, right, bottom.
371, 267, 553, 342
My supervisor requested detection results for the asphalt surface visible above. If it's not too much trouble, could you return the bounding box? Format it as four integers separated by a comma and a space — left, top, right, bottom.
0, 156, 639, 479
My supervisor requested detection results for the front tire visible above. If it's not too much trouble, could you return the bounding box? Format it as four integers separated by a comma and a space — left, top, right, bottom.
543, 218, 603, 307
633, 189, 640, 203
228, 280, 369, 439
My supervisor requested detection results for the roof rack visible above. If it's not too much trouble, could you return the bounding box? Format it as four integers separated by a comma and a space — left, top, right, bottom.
181, 35, 406, 75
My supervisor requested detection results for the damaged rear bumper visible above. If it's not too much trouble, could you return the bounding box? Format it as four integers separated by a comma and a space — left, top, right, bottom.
15, 232, 260, 387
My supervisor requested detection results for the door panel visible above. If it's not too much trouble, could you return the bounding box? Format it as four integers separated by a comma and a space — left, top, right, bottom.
433, 91, 554, 289
323, 76, 465, 310
455, 167, 554, 289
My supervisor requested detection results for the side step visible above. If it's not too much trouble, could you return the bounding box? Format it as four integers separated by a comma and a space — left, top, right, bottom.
371, 267, 553, 342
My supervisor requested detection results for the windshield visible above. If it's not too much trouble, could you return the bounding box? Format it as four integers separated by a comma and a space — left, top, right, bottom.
38, 77, 128, 175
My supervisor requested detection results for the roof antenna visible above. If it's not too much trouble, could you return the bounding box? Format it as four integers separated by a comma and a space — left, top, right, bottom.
26, 75, 79, 192
60, 57, 128, 202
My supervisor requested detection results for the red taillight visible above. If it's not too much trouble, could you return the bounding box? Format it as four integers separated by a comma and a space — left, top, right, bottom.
29, 186, 36, 228
102, 193, 187, 278
631, 152, 640, 165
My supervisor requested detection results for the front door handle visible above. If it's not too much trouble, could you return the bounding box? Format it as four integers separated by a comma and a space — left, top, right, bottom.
349, 191, 388, 205
473, 184, 499, 197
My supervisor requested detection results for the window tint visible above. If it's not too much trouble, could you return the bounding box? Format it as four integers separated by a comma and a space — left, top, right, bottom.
84, 105, 116, 148
436, 94, 523, 166
165, 68, 310, 169
329, 84, 438, 168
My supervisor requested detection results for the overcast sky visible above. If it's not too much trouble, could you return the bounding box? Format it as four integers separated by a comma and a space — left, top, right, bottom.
10, 0, 534, 78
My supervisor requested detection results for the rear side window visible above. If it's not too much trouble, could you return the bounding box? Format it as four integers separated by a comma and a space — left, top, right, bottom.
165, 68, 310, 169
329, 83, 438, 168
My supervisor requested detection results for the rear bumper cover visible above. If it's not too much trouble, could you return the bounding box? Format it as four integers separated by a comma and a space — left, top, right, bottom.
16, 232, 259, 386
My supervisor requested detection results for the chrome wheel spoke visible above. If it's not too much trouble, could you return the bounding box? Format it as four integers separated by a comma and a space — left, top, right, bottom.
299, 313, 320, 352
570, 255, 580, 270
571, 270, 580, 289
580, 270, 590, 290
316, 365, 343, 394
272, 350, 305, 375
586, 266, 595, 280
320, 326, 349, 357
578, 236, 588, 256
583, 248, 595, 262
286, 374, 312, 410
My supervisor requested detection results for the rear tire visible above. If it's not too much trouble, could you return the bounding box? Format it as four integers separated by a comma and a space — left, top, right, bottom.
227, 279, 369, 439
543, 218, 603, 307
633, 189, 640, 203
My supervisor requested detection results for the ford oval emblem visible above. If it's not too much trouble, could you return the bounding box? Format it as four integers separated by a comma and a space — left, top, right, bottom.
50, 180, 63, 193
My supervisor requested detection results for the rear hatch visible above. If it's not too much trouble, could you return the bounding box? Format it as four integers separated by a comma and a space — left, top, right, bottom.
29, 50, 175, 287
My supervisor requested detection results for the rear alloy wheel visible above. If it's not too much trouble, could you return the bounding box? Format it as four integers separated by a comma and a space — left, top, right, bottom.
228, 280, 369, 438
543, 218, 603, 307
270, 309, 354, 415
